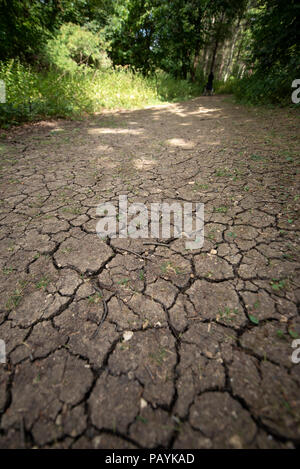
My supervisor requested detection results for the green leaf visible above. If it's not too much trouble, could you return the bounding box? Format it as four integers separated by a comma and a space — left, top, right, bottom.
289, 329, 299, 339
249, 314, 259, 325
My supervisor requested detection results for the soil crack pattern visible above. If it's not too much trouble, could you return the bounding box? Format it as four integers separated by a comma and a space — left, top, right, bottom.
0, 97, 299, 448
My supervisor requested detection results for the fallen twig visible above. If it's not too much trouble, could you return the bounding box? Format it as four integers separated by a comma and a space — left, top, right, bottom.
117, 246, 154, 262
91, 281, 109, 339
144, 364, 155, 382
143, 242, 170, 247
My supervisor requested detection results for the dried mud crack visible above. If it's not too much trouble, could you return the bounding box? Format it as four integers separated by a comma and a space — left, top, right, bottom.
0, 96, 299, 449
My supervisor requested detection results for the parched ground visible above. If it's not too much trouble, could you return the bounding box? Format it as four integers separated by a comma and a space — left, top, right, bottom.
0, 96, 299, 449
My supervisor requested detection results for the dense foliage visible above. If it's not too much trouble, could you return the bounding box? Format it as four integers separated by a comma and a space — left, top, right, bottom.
236, 0, 300, 105
0, 0, 114, 62
44, 23, 111, 72
109, 0, 247, 79
0, 0, 298, 126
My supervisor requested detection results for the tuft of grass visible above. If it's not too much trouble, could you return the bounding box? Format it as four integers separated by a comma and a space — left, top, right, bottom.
136, 415, 148, 424
150, 347, 167, 366
6, 280, 28, 311
161, 262, 182, 275
2, 267, 13, 275
270, 279, 287, 291
117, 278, 130, 286
215, 168, 231, 178
288, 329, 299, 339
217, 307, 239, 322
36, 276, 49, 290
250, 154, 264, 161
227, 231, 237, 239
193, 182, 209, 191
214, 206, 228, 214
88, 293, 102, 304
139, 270, 145, 281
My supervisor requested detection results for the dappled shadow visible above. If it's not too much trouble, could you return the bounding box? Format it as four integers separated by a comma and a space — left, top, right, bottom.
79, 96, 232, 173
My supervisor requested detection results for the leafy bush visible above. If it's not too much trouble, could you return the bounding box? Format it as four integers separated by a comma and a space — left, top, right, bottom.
0, 60, 210, 127
155, 71, 204, 101
44, 23, 111, 73
0, 60, 42, 125
215, 77, 239, 95
230, 1, 300, 107
214, 68, 299, 107
0, 61, 155, 126
233, 68, 298, 106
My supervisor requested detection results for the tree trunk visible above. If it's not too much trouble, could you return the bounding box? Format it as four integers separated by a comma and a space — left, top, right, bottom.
224, 19, 241, 81
210, 12, 225, 74
210, 37, 219, 73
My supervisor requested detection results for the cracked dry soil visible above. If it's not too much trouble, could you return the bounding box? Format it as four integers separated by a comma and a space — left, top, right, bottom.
0, 96, 299, 449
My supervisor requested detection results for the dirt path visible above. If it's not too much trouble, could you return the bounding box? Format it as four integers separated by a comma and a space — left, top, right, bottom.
0, 96, 299, 449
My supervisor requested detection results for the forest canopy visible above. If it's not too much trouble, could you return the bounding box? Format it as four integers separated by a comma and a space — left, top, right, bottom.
0, 0, 299, 125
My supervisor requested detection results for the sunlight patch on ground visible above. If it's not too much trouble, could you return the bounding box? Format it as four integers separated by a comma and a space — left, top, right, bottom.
50, 127, 65, 133
95, 145, 112, 152
166, 138, 195, 149
133, 158, 158, 170
191, 107, 222, 115
88, 128, 142, 135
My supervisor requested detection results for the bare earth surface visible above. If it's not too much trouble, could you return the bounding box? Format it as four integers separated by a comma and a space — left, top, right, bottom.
0, 96, 300, 449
